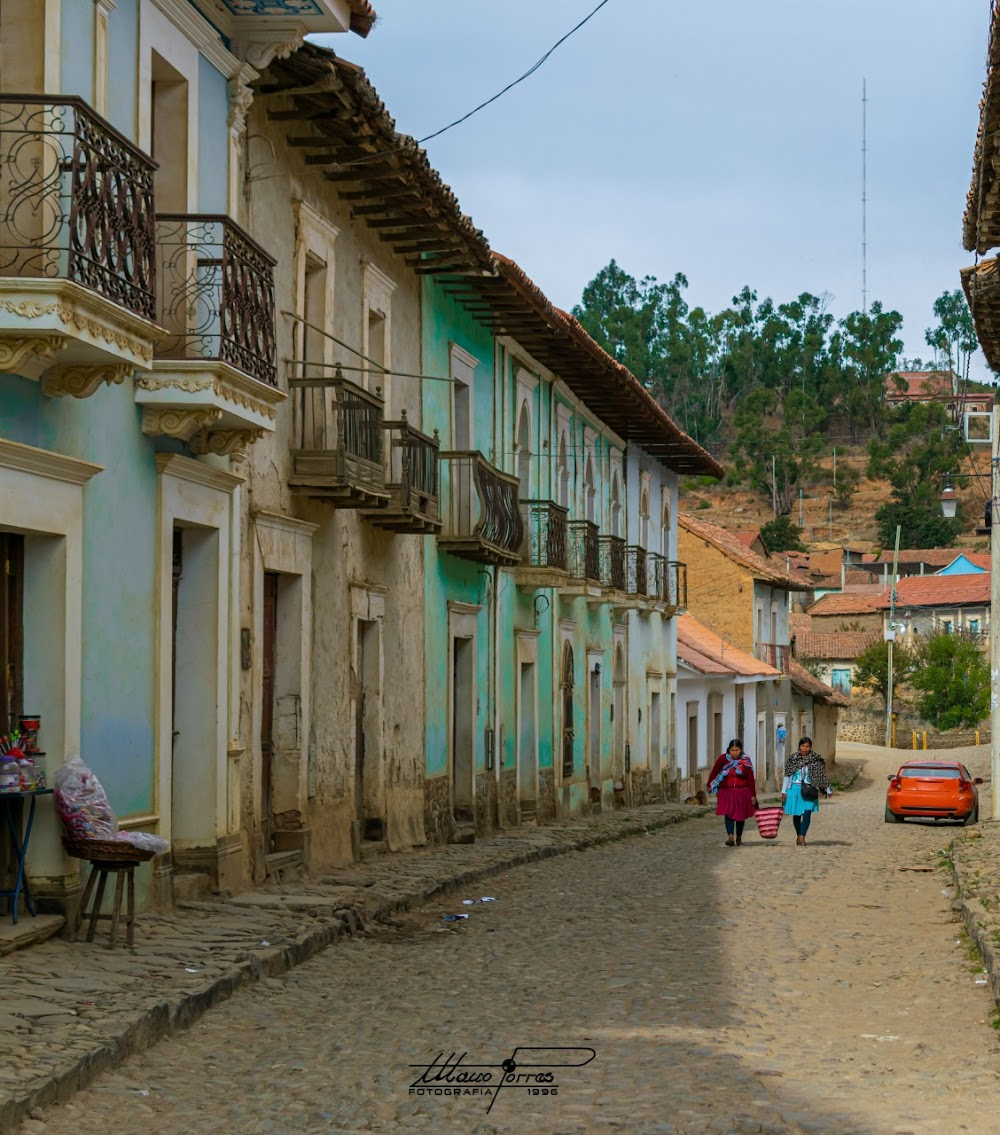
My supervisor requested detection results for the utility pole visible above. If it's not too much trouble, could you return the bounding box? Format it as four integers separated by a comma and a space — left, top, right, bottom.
833, 446, 837, 488
862, 78, 868, 315
884, 524, 900, 748
771, 454, 777, 518
799, 488, 804, 528
828, 495, 833, 540
991, 403, 1000, 821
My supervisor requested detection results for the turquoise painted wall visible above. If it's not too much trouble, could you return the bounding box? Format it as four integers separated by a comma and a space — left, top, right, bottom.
421, 280, 497, 780
106, 0, 138, 141
0, 375, 158, 817
198, 55, 230, 213
61, 2, 95, 105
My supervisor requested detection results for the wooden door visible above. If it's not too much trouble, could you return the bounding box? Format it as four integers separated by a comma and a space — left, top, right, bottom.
261, 573, 279, 851
0, 534, 24, 733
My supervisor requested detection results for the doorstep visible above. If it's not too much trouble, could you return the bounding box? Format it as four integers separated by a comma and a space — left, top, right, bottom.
0, 913, 64, 956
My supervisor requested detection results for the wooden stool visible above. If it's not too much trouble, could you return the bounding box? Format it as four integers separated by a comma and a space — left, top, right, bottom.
63, 840, 154, 948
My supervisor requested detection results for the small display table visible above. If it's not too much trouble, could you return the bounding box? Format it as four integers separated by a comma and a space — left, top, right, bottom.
0, 788, 54, 923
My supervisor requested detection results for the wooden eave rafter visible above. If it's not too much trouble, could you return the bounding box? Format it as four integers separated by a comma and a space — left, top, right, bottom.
255, 43, 493, 276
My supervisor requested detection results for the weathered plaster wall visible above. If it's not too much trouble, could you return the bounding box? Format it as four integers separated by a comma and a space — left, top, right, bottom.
242, 102, 429, 871
678, 527, 755, 649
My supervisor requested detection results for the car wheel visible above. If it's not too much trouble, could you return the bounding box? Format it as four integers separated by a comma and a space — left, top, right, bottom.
884, 804, 899, 824
964, 804, 980, 826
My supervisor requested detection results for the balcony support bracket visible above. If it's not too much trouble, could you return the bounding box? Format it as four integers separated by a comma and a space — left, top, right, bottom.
0, 336, 67, 380
41, 361, 133, 400
141, 406, 223, 442
191, 427, 266, 458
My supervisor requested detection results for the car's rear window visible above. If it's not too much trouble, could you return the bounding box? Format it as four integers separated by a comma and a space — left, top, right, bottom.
900, 767, 961, 779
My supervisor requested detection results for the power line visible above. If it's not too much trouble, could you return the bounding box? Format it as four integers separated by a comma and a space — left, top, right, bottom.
417, 0, 615, 145
331, 0, 616, 170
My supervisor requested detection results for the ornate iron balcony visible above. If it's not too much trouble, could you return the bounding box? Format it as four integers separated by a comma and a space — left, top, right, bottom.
626, 545, 647, 597
364, 411, 441, 532
567, 520, 600, 583
155, 214, 277, 387
288, 366, 388, 507
598, 535, 626, 591
0, 95, 157, 319
438, 451, 523, 566
519, 500, 569, 572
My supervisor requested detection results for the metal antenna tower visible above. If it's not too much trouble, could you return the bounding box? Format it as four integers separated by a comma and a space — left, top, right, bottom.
862, 78, 868, 315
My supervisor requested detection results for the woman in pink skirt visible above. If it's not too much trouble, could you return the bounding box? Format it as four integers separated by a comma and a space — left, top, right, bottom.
708, 739, 758, 846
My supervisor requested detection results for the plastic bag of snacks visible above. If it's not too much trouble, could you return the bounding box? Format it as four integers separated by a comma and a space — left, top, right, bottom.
54, 754, 169, 854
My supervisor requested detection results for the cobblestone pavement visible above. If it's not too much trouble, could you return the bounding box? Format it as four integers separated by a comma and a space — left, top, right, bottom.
7, 743, 1000, 1135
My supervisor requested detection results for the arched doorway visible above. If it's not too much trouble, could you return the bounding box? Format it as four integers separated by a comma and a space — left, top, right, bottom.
557, 432, 569, 508
613, 643, 626, 785
611, 474, 622, 538
561, 643, 575, 780
517, 403, 531, 493
584, 457, 596, 523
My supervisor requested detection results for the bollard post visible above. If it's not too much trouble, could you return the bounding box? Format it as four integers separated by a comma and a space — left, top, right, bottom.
912, 731, 917, 750
977, 730, 981, 746
923, 731, 928, 750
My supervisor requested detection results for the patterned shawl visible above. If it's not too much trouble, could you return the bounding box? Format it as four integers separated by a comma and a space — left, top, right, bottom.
784, 751, 830, 792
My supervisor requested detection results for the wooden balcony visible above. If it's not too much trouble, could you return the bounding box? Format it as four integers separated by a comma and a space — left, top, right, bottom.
288, 366, 388, 507
516, 500, 569, 587
567, 520, 600, 583
598, 535, 626, 592
626, 545, 648, 597
0, 95, 162, 395
755, 642, 790, 673
363, 412, 441, 533
438, 451, 523, 566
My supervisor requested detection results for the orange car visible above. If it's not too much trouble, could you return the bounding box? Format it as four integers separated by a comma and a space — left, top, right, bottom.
885, 760, 982, 825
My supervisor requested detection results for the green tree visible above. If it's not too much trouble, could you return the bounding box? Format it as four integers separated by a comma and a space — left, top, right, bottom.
828, 301, 905, 442
759, 515, 806, 552
868, 400, 969, 547
910, 633, 990, 730
924, 289, 978, 382
852, 639, 916, 708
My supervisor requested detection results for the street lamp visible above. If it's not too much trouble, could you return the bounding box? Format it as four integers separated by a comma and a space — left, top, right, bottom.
939, 482, 958, 520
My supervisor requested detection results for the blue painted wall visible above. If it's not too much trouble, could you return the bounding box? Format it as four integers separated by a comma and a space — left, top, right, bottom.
60, 2, 95, 104
106, 0, 139, 141
198, 55, 230, 213
0, 375, 158, 817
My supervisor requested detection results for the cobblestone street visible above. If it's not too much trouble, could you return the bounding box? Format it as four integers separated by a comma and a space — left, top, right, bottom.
12, 745, 1000, 1135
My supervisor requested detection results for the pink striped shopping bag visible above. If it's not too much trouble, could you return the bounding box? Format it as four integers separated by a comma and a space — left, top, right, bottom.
753, 806, 783, 840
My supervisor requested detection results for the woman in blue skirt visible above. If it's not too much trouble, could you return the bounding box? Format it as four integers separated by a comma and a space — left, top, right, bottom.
782, 736, 832, 846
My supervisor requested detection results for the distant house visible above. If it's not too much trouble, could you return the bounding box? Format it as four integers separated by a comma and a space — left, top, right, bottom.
875, 548, 990, 578
877, 574, 991, 644
788, 661, 850, 764
805, 590, 886, 633
792, 629, 881, 697
733, 530, 770, 559
884, 370, 993, 421
674, 614, 782, 795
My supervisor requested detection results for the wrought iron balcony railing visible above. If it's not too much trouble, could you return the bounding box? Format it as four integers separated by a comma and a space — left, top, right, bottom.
0, 95, 157, 319
598, 535, 626, 591
364, 411, 441, 532
567, 520, 600, 583
665, 559, 687, 609
155, 214, 277, 387
519, 500, 568, 573
289, 366, 388, 506
626, 545, 647, 597
438, 451, 523, 566
755, 642, 790, 673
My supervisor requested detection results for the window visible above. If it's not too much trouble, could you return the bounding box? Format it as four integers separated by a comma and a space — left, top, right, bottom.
611, 474, 622, 538
151, 52, 189, 213
517, 403, 531, 494
450, 345, 477, 450
969, 618, 980, 636
639, 490, 650, 549
831, 668, 851, 694
584, 457, 596, 523
557, 432, 569, 509
943, 620, 954, 635
362, 262, 396, 406
661, 499, 670, 558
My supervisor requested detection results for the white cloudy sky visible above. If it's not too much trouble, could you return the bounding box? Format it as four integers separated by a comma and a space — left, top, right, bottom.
318, 0, 992, 377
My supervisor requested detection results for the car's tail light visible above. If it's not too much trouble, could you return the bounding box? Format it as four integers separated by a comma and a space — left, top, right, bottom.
890, 778, 901, 791
959, 778, 971, 792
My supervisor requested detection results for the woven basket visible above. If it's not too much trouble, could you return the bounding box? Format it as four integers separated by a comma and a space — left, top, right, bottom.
753, 807, 784, 840
62, 838, 155, 864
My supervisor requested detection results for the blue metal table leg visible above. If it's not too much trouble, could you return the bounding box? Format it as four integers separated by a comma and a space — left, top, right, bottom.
3, 796, 38, 923
13, 796, 38, 918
